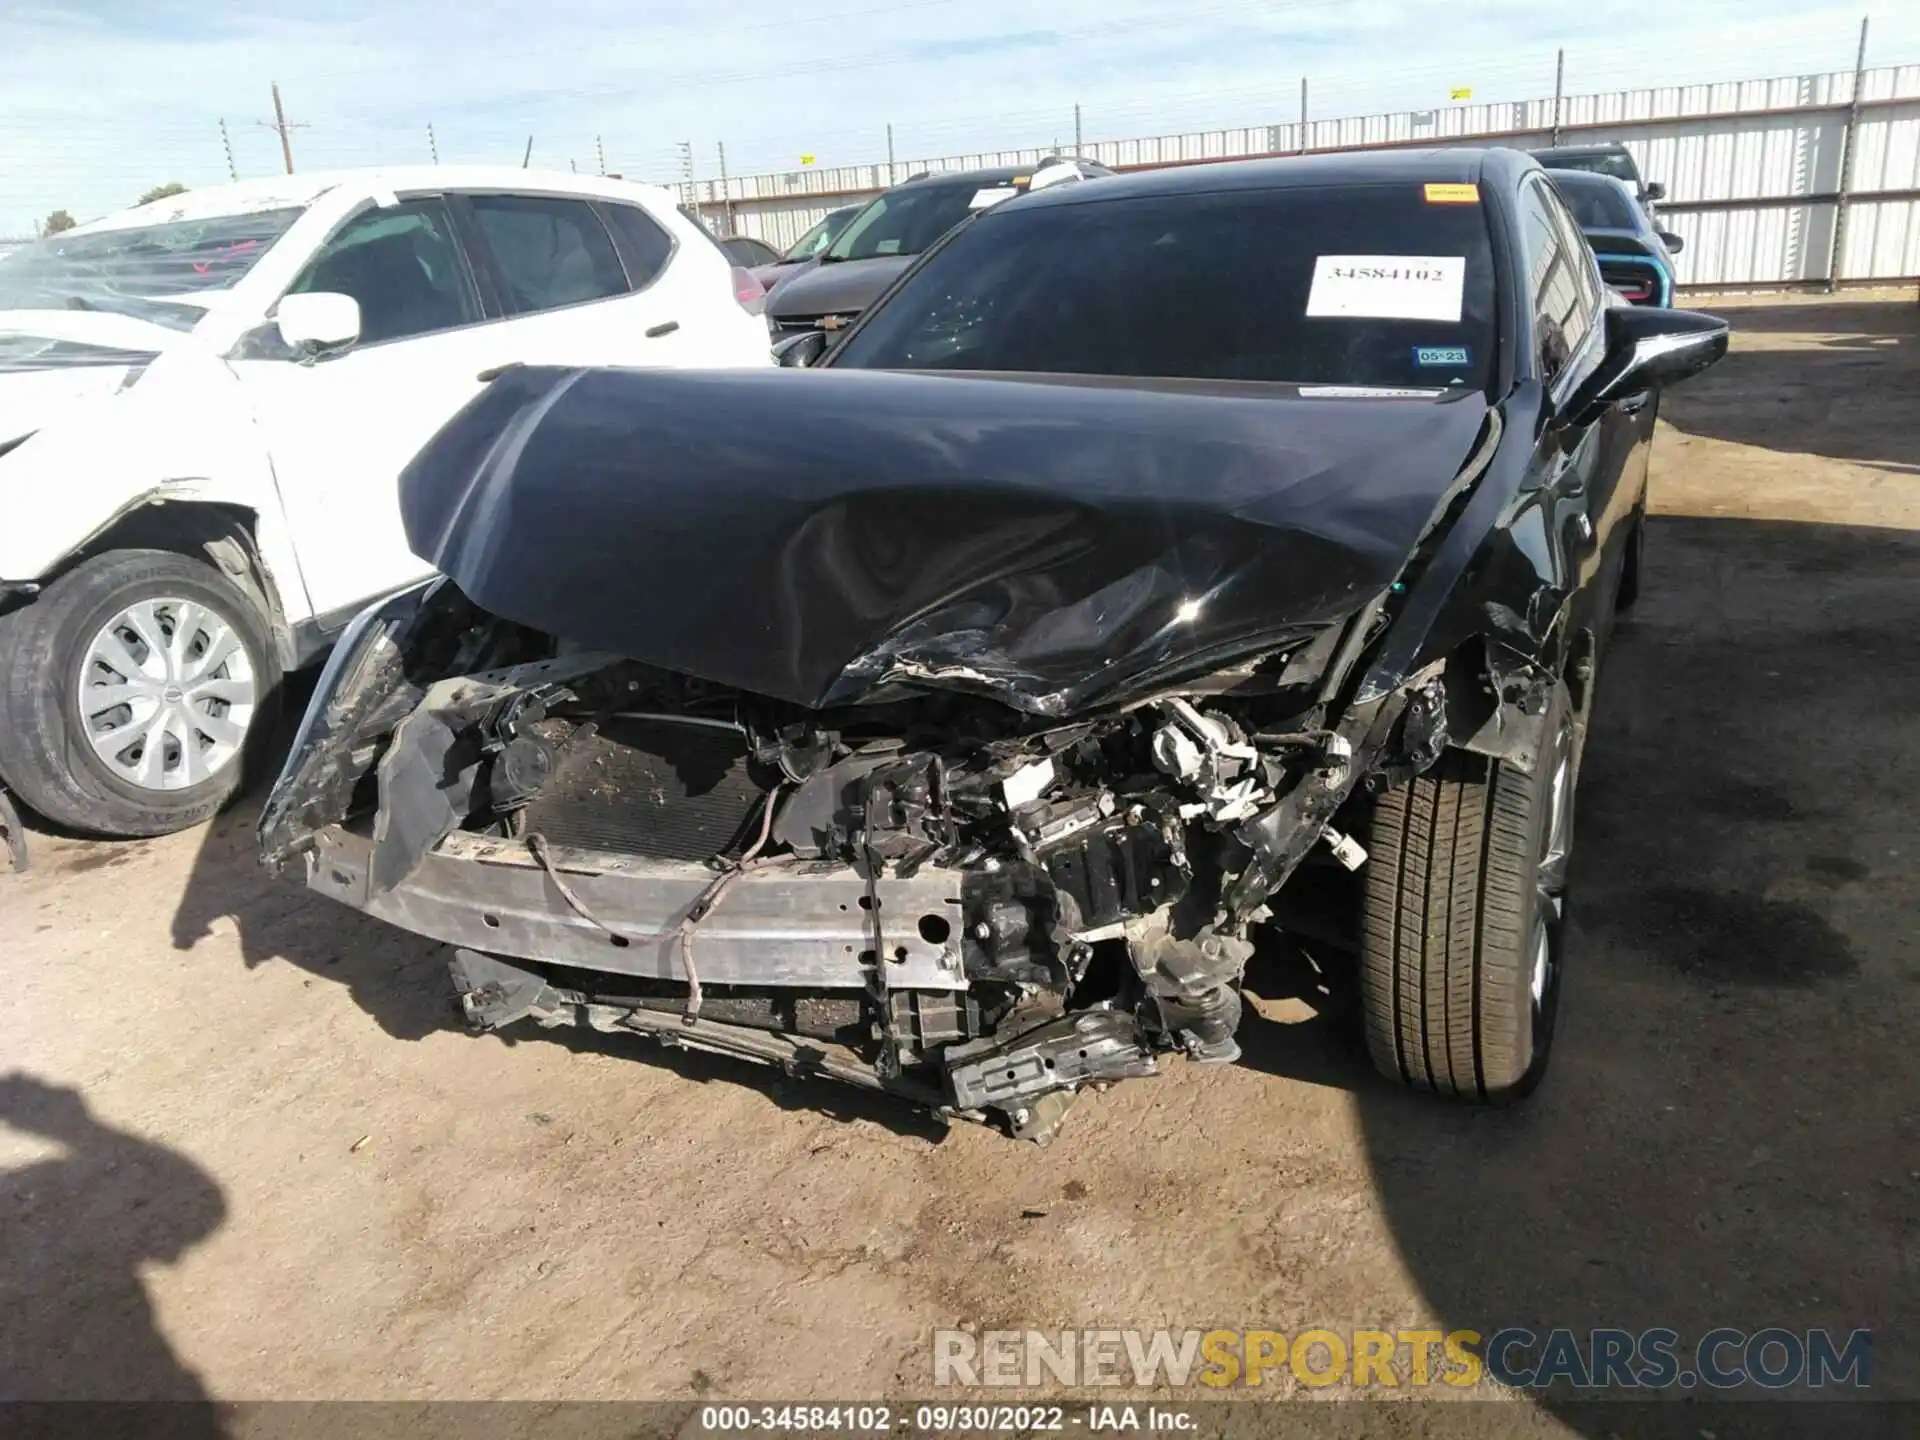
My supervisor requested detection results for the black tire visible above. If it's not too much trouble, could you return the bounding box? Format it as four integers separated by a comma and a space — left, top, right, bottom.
0, 549, 281, 838
1359, 681, 1574, 1103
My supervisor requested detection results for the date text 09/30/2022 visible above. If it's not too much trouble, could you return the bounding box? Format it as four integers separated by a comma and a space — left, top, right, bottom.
698, 1406, 1195, 1433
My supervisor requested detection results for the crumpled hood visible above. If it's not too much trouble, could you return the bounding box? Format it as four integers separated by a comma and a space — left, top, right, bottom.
399, 366, 1490, 716
764, 256, 914, 319
0, 308, 188, 354
0, 312, 181, 448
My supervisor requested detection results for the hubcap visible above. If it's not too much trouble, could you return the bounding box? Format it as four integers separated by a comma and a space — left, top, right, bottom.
77, 597, 256, 793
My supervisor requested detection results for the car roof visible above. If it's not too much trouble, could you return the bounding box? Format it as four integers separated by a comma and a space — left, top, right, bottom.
1006, 146, 1528, 212
898, 156, 1107, 190
68, 165, 679, 236
1530, 142, 1631, 158
900, 164, 1035, 187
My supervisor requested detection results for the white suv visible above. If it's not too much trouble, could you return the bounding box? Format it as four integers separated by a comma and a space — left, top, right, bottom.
0, 166, 771, 837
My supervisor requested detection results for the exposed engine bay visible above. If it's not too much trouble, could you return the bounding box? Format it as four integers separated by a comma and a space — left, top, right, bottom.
262, 583, 1459, 1142
260, 363, 1587, 1139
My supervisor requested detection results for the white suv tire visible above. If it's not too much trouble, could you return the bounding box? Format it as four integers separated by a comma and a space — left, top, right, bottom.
0, 550, 281, 837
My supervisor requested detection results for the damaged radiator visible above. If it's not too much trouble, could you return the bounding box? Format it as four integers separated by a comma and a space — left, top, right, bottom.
520, 715, 769, 862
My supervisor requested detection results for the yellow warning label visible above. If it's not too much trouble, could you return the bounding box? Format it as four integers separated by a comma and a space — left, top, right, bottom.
1424, 183, 1479, 204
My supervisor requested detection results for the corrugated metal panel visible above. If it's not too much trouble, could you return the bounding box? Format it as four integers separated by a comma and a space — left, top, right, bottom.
712, 64, 1920, 286
1663, 204, 1834, 286
1842, 197, 1920, 279
1851, 103, 1920, 190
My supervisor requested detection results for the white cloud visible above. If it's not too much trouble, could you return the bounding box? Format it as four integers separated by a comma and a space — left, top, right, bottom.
1, 0, 1912, 232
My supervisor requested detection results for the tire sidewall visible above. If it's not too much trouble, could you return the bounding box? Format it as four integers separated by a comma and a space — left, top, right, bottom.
1489, 680, 1576, 1097
0, 551, 280, 837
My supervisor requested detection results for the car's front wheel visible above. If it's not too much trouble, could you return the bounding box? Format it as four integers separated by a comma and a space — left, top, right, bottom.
0, 549, 281, 837
1357, 680, 1575, 1102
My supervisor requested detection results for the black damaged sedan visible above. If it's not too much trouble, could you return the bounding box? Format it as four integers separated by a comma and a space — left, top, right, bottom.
261, 147, 1726, 1139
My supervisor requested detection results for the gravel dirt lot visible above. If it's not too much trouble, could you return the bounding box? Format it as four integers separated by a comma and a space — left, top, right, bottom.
4, 291, 1917, 1431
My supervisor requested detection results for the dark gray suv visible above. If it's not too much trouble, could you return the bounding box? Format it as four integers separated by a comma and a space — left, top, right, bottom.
764, 158, 1111, 338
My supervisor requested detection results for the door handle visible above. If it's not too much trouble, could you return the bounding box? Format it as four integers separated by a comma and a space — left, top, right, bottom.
645, 320, 681, 339
1619, 395, 1649, 415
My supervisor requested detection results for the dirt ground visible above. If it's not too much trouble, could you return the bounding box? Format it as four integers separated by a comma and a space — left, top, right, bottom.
4, 290, 1917, 1430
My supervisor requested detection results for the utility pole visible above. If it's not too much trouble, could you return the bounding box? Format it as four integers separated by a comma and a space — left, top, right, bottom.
218, 118, 238, 181
1074, 103, 1082, 153
257, 82, 305, 174
886, 123, 896, 185
596, 134, 607, 175
1550, 49, 1566, 144
1298, 77, 1309, 153
428, 122, 439, 164
716, 141, 734, 235
521, 135, 534, 168
1828, 16, 1871, 293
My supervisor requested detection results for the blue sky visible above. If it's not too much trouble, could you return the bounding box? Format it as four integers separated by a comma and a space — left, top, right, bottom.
2, 0, 1915, 233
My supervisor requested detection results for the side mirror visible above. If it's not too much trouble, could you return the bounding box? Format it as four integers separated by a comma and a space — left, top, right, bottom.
1657, 230, 1685, 255
773, 329, 828, 368
276, 291, 361, 358
1562, 305, 1728, 427
1642, 181, 1667, 202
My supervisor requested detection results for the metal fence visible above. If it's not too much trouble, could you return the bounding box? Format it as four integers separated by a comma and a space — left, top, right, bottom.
686, 62, 1920, 290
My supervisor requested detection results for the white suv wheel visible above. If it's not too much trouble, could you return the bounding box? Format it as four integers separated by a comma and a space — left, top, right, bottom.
78, 597, 259, 792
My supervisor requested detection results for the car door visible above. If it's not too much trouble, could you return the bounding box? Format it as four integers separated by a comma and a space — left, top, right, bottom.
229, 194, 515, 621
1538, 178, 1649, 603
453, 191, 711, 368
1517, 175, 1632, 628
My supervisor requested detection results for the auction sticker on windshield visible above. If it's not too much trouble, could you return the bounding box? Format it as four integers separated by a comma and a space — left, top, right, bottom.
969, 187, 1019, 210
1305, 255, 1465, 322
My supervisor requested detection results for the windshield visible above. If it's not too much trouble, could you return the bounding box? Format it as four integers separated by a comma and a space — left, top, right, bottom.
784, 207, 857, 261
1543, 151, 1638, 185
831, 182, 1498, 391
0, 206, 303, 331
1552, 174, 1640, 231
825, 181, 993, 262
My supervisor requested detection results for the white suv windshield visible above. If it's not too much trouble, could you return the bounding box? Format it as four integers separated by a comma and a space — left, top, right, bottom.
0, 206, 305, 332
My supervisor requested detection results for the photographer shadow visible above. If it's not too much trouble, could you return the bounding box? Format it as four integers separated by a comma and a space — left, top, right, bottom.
0, 1072, 227, 1430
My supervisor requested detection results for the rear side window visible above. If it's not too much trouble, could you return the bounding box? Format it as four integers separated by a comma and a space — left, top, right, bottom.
289, 198, 480, 345
1542, 185, 1605, 324
600, 203, 676, 289
832, 183, 1499, 392
468, 195, 628, 313
1519, 181, 1596, 385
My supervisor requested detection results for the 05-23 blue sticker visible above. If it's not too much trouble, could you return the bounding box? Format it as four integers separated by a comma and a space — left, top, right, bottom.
1413, 345, 1470, 366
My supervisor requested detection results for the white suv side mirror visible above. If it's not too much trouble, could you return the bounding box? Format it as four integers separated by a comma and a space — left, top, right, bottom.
276, 292, 362, 355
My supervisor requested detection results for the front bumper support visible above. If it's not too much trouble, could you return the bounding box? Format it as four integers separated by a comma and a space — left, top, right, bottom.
306, 828, 969, 991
